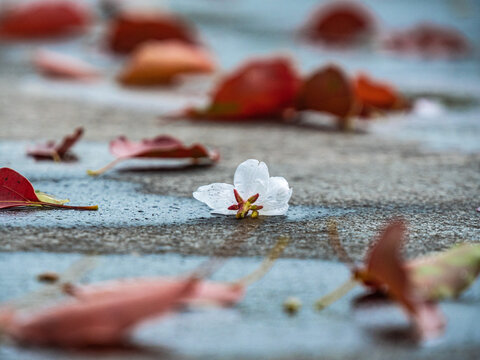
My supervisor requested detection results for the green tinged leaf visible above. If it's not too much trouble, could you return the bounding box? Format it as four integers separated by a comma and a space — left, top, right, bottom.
35, 190, 69, 205
408, 244, 480, 300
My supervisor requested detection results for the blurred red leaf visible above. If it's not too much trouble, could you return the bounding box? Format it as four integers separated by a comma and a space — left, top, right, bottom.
88, 135, 219, 176
297, 66, 409, 126
27, 127, 83, 161
354, 73, 408, 113
186, 57, 300, 120
0, 0, 91, 40
356, 221, 445, 340
107, 11, 197, 54
0, 167, 97, 210
297, 65, 357, 127
1, 277, 196, 347
301, 1, 375, 46
118, 40, 215, 86
68, 278, 245, 308
383, 23, 470, 58
33, 50, 100, 81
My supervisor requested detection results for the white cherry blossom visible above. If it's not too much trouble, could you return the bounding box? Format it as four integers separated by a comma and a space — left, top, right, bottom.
193, 159, 292, 218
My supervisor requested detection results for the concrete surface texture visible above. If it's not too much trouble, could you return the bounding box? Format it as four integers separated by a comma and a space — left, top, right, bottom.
1, 0, 480, 359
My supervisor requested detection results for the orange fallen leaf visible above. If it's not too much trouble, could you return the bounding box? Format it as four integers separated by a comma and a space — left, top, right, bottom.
301, 1, 375, 46
107, 11, 197, 54
32, 50, 100, 81
186, 57, 300, 120
354, 73, 408, 115
296, 65, 357, 128
0, 0, 91, 40
118, 40, 215, 86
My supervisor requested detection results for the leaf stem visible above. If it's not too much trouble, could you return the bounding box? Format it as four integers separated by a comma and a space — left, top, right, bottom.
314, 277, 358, 311
234, 236, 290, 287
87, 158, 123, 176
41, 203, 98, 211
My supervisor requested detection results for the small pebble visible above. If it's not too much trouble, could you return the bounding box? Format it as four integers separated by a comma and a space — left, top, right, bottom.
37, 272, 59, 283
283, 296, 302, 315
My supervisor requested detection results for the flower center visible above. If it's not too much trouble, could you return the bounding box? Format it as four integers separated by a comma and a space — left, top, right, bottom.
228, 189, 263, 219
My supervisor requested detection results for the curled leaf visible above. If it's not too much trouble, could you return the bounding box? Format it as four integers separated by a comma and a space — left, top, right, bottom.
301, 1, 375, 46
186, 57, 300, 120
354, 73, 408, 115
358, 221, 445, 340
297, 65, 356, 128
382, 23, 470, 58
118, 40, 215, 86
0, 0, 91, 40
87, 135, 219, 176
0, 167, 98, 210
106, 11, 197, 54
32, 50, 100, 82
316, 220, 446, 340
27, 127, 83, 161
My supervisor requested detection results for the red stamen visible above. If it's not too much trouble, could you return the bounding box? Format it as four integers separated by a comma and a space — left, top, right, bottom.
247, 193, 260, 203
233, 189, 243, 203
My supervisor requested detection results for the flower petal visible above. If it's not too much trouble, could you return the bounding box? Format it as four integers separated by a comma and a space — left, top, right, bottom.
193, 183, 235, 211
233, 159, 269, 199
260, 176, 292, 216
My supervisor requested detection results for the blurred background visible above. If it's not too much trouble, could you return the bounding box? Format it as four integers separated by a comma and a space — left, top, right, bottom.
0, 0, 479, 153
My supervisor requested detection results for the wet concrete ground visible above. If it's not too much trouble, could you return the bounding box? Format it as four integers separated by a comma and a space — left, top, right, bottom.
1, 80, 479, 359
1, 253, 480, 360
1, 0, 480, 358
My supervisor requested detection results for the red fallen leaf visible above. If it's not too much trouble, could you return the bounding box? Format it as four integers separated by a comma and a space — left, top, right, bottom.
87, 135, 219, 176
0, 167, 98, 210
27, 127, 83, 161
354, 73, 408, 115
118, 40, 215, 86
32, 50, 100, 82
357, 222, 445, 340
186, 57, 300, 120
301, 1, 375, 46
383, 23, 470, 58
316, 221, 445, 340
296, 65, 357, 128
107, 11, 197, 54
0, 0, 91, 40
0, 277, 197, 347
